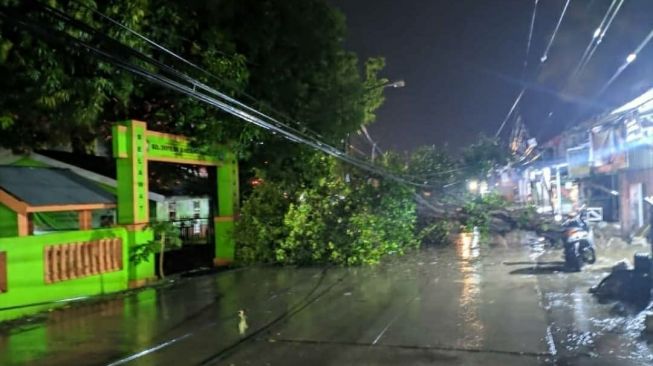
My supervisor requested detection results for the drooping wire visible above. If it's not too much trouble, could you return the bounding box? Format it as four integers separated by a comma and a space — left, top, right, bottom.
34, 0, 360, 169
493, 0, 540, 140
570, 0, 618, 79
494, 88, 525, 138
540, 0, 571, 63
66, 0, 332, 143
539, 0, 625, 138
33, 1, 326, 149
1, 3, 442, 190
496, 0, 572, 139
522, 0, 540, 80
597, 29, 653, 97
576, 0, 625, 74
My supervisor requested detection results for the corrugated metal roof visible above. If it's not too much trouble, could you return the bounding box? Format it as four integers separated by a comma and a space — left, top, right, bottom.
0, 166, 115, 206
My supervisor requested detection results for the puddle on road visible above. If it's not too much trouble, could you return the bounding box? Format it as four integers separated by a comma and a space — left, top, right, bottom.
454, 232, 485, 349
529, 250, 653, 363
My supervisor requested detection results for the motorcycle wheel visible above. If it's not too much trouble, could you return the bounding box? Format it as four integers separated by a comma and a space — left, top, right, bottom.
581, 247, 596, 264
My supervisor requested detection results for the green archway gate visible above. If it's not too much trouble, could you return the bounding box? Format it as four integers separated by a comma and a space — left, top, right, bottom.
112, 120, 238, 284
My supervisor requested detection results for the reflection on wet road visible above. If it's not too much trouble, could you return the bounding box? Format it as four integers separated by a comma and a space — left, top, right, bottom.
1, 233, 652, 365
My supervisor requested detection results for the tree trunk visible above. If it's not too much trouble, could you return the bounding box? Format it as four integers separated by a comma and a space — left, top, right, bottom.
159, 233, 166, 279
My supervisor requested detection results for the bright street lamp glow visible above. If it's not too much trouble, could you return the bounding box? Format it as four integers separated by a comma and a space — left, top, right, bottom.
468, 180, 478, 192
593, 28, 601, 38
626, 53, 637, 63
479, 181, 488, 195
387, 80, 406, 88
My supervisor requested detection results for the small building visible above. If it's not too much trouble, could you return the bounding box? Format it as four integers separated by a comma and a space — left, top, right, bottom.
154, 195, 212, 244
528, 88, 653, 235
0, 166, 117, 236
0, 120, 240, 322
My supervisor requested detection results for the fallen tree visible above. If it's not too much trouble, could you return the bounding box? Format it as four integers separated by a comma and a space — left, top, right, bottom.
416, 193, 562, 245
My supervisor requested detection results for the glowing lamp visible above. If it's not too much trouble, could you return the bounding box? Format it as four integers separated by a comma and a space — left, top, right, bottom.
468, 180, 479, 192
626, 53, 637, 64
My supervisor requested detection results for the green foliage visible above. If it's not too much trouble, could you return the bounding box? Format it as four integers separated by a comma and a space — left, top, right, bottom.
0, 0, 386, 213
236, 155, 418, 266
516, 204, 538, 228
408, 145, 458, 191
418, 220, 452, 246
461, 134, 509, 179
460, 193, 508, 236
2, 0, 405, 267
478, 192, 509, 209
130, 221, 182, 278
234, 181, 290, 264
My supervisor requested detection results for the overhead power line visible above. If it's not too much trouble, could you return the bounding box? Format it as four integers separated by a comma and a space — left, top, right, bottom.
2, 2, 444, 190
540, 0, 571, 63
494, 88, 525, 138
70, 1, 332, 145
571, 0, 618, 78
576, 0, 625, 75
597, 29, 653, 96
495, 0, 569, 139
522, 0, 540, 79
66, 0, 332, 144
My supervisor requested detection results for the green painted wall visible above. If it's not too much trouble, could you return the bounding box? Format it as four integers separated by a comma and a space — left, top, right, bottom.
215, 157, 239, 261
114, 121, 149, 225
0, 228, 130, 321
127, 228, 155, 281
113, 120, 239, 264
0, 203, 18, 238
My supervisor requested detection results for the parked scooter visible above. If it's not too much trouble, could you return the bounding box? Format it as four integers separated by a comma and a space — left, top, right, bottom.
561, 207, 596, 271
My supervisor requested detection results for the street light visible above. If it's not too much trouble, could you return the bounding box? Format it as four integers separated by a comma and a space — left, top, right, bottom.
385, 79, 406, 88
347, 79, 406, 162
365, 79, 406, 91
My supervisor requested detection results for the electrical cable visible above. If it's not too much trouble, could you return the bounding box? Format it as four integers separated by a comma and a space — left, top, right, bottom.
597, 29, 653, 96
42, 1, 329, 148
538, 0, 625, 139
66, 0, 336, 143
522, 0, 539, 80
570, 0, 617, 78
494, 88, 525, 138
55, 0, 409, 179
540, 0, 571, 63
1, 4, 441, 190
577, 0, 625, 74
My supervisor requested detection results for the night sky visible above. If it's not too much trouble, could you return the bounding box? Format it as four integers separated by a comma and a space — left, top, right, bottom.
331, 0, 653, 153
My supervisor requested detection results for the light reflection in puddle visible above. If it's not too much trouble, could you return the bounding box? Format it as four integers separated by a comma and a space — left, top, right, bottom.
455, 231, 484, 348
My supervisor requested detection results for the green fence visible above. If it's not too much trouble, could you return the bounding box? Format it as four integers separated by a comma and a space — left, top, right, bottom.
0, 228, 131, 321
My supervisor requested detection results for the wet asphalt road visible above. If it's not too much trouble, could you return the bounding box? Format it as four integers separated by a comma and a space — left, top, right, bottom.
1, 233, 653, 365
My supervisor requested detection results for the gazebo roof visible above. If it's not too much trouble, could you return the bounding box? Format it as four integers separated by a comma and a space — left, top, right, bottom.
0, 166, 115, 212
